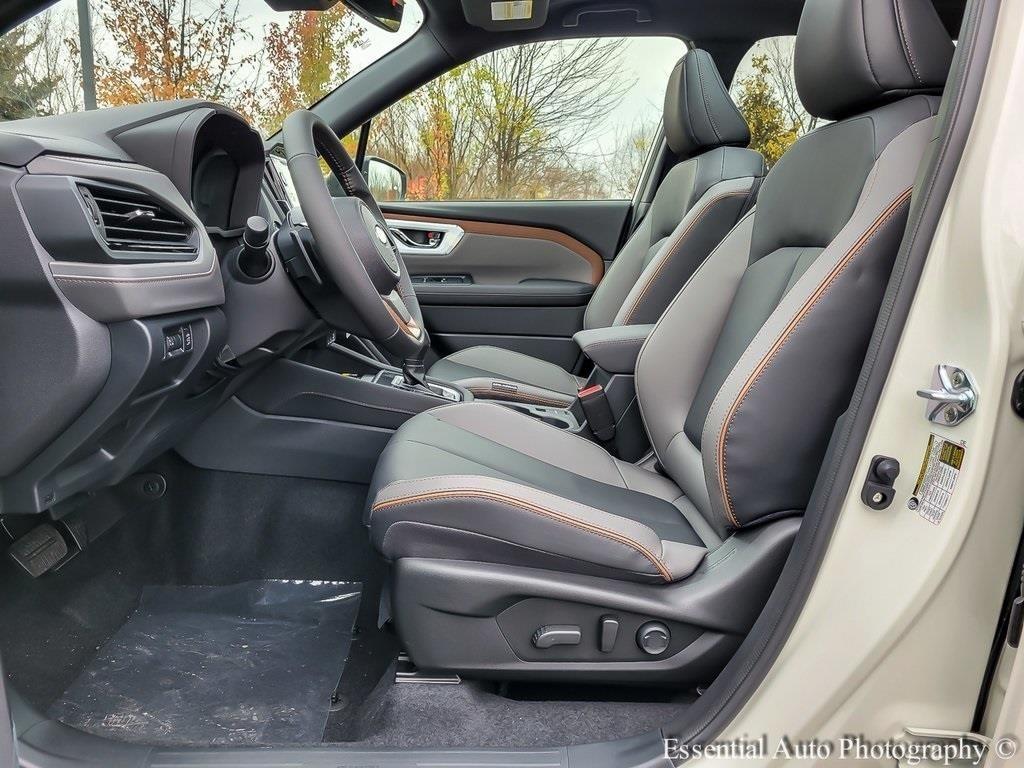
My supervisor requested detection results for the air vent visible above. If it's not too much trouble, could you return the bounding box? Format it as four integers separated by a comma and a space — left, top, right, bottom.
79, 183, 198, 257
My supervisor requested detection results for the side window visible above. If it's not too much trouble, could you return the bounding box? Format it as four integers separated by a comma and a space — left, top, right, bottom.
366, 37, 685, 201
729, 36, 821, 168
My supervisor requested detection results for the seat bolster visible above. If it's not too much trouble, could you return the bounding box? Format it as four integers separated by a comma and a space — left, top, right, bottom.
703, 117, 937, 530
456, 377, 576, 408
370, 474, 706, 583
614, 176, 759, 326
636, 210, 756, 528
428, 345, 583, 405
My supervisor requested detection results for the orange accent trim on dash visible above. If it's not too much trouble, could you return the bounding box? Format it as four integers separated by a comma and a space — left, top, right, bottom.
716, 189, 914, 529
372, 488, 672, 581
388, 213, 605, 285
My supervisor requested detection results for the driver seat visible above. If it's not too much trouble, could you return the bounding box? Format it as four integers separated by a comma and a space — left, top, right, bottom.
427, 48, 765, 406
367, 0, 953, 681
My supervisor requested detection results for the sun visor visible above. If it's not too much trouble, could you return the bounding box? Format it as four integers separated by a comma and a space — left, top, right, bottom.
461, 0, 550, 31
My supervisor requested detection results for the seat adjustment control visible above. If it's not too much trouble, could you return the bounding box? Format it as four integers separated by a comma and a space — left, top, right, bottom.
599, 616, 619, 653
532, 625, 581, 649
636, 621, 671, 655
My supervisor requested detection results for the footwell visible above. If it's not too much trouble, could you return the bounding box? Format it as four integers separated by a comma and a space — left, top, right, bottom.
50, 580, 361, 746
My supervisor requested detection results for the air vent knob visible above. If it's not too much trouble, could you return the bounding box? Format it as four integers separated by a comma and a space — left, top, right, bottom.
636, 621, 671, 656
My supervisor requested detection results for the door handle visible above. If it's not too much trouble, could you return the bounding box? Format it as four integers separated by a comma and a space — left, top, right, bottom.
385, 219, 465, 257
389, 228, 435, 248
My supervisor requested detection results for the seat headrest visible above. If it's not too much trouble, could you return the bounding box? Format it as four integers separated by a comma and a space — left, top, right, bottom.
795, 0, 954, 122
664, 49, 751, 159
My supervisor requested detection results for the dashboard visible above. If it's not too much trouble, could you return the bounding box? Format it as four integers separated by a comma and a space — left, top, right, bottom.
0, 101, 313, 516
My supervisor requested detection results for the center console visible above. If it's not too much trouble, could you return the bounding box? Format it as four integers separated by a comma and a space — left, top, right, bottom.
369, 369, 462, 403
178, 324, 654, 486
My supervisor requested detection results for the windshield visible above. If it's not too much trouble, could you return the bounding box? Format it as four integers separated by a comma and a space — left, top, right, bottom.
0, 0, 423, 136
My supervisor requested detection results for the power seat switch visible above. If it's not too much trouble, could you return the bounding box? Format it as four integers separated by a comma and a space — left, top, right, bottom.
532, 625, 581, 649
861, 455, 900, 510
599, 615, 620, 653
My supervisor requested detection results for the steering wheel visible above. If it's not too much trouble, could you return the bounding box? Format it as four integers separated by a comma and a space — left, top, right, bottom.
281, 110, 427, 358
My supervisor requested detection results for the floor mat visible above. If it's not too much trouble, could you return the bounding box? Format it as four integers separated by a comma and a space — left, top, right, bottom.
343, 677, 690, 748
50, 580, 361, 746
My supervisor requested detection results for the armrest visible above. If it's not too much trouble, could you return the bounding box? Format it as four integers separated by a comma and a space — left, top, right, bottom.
573, 324, 654, 374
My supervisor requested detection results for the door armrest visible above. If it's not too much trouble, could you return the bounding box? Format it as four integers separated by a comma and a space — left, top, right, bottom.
573, 324, 654, 374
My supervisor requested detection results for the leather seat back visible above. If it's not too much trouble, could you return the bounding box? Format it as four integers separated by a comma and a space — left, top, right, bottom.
583, 49, 765, 330
636, 0, 954, 537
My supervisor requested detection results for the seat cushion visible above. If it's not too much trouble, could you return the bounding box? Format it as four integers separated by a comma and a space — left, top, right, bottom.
428, 346, 584, 407
367, 402, 710, 583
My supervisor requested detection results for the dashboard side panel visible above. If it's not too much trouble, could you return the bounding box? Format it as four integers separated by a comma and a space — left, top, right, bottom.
0, 166, 111, 479
23, 155, 225, 322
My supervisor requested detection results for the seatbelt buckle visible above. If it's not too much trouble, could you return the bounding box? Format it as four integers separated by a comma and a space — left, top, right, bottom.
578, 384, 616, 442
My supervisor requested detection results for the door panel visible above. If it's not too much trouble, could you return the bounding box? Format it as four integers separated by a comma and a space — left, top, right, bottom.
390, 215, 603, 285
380, 200, 630, 368
381, 200, 629, 262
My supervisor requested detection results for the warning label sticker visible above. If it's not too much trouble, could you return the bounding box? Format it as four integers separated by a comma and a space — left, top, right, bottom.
911, 434, 965, 525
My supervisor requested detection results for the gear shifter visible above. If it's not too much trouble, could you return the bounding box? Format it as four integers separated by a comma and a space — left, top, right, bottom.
402, 356, 429, 389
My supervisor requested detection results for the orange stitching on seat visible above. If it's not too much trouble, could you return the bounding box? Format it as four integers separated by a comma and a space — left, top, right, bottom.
372, 488, 673, 581
622, 191, 749, 324
716, 189, 914, 529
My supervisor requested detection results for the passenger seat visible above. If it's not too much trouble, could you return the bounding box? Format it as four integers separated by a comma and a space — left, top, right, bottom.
428, 49, 766, 406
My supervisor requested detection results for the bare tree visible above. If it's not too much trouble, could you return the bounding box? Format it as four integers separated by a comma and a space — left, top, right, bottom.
367, 66, 487, 199
26, 7, 85, 116
603, 118, 657, 198
761, 37, 818, 136
369, 39, 635, 200
472, 39, 634, 198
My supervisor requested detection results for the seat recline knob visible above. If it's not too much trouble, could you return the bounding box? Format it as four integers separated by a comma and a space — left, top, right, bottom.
636, 621, 671, 655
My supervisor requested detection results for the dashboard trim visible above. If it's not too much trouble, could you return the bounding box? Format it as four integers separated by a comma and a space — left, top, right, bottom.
23, 154, 225, 322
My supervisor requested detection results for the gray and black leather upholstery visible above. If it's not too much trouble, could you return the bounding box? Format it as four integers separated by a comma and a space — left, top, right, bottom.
794, 0, 955, 121
428, 49, 765, 406
369, 402, 709, 584
367, 0, 952, 676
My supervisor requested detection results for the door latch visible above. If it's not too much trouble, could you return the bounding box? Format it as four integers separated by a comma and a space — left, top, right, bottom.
917, 364, 978, 426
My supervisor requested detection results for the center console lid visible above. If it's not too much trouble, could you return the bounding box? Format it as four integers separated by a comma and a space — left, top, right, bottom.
573, 324, 654, 374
